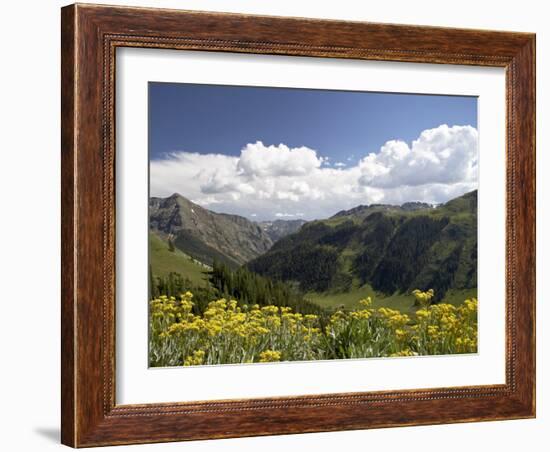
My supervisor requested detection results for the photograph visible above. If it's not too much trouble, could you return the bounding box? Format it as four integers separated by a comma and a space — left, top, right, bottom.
148, 82, 479, 367
0, 0, 542, 448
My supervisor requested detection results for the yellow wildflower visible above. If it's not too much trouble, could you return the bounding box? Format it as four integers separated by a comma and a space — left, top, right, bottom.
183, 350, 205, 366
395, 329, 407, 341
259, 350, 282, 363
358, 297, 372, 307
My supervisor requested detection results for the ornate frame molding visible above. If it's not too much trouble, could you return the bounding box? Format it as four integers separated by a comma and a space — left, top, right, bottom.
62, 4, 535, 447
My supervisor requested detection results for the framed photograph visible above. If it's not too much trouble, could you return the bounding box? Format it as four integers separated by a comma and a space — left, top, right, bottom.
61, 3, 536, 447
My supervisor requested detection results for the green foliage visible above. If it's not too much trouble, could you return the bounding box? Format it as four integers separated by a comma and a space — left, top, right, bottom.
247, 243, 340, 292
149, 265, 158, 299
317, 220, 358, 249
352, 213, 398, 284
150, 271, 218, 315
210, 260, 326, 317
247, 221, 355, 292
370, 216, 450, 293
439, 189, 477, 214
248, 191, 478, 304
152, 272, 189, 298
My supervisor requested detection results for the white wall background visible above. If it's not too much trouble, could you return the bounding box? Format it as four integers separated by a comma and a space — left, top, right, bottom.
0, 1, 546, 451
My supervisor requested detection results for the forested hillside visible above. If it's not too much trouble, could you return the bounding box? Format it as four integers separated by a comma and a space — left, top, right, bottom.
247, 190, 477, 302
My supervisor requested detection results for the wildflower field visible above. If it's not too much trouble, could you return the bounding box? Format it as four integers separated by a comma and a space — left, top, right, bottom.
149, 289, 478, 367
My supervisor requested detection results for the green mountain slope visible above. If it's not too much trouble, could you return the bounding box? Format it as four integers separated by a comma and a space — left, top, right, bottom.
247, 190, 477, 303
149, 232, 209, 286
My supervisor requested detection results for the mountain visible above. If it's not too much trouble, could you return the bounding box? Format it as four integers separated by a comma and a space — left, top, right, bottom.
257, 219, 307, 242
150, 194, 273, 268
247, 191, 477, 302
331, 201, 433, 221
149, 231, 209, 285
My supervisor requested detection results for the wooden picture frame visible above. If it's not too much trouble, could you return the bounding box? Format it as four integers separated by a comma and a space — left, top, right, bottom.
61, 3, 535, 447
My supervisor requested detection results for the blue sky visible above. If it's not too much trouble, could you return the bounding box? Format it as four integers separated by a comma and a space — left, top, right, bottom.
149, 82, 476, 165
149, 82, 478, 221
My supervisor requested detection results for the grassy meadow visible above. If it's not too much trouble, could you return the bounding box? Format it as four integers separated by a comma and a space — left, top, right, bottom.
306, 284, 477, 316
149, 232, 209, 285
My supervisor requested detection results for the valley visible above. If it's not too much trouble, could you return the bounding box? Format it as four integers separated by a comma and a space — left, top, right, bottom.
149, 190, 478, 313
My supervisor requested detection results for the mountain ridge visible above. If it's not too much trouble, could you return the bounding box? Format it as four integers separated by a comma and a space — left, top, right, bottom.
149, 193, 273, 267
258, 219, 307, 242
247, 190, 477, 301
150, 191, 477, 304
331, 200, 434, 221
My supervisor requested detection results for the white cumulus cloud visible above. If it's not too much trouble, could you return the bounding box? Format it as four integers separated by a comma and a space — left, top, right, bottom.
358, 125, 478, 188
150, 125, 478, 220
237, 141, 323, 178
